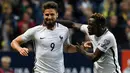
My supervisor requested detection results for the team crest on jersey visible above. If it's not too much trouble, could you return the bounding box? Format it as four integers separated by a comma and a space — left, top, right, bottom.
59, 35, 63, 41
100, 39, 110, 49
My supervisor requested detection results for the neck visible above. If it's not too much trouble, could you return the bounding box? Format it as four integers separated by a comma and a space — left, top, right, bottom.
47, 25, 56, 30
43, 22, 56, 30
96, 33, 102, 37
96, 28, 107, 37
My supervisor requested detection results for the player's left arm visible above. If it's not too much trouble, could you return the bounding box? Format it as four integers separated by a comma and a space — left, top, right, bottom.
78, 36, 112, 62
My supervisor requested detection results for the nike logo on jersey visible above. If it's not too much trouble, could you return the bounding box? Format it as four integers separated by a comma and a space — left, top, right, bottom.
40, 37, 45, 39
59, 36, 63, 40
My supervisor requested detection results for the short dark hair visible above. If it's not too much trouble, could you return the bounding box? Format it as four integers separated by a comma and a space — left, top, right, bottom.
42, 1, 58, 12
90, 13, 106, 26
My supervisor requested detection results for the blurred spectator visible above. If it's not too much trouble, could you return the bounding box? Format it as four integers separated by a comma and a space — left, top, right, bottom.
83, 7, 93, 21
77, 0, 93, 23
16, 0, 32, 17
124, 18, 130, 49
79, 7, 93, 24
99, 0, 117, 18
18, 12, 35, 34
0, 19, 16, 51
90, 0, 103, 12
108, 15, 129, 48
0, 3, 18, 29
32, 0, 43, 25
64, 4, 75, 21
80, 0, 92, 10
21, 0, 31, 13
118, 1, 130, 28
26, 7, 33, 17
64, 0, 69, 8
66, 0, 81, 20
0, 0, 18, 6
123, 59, 130, 73
0, 56, 14, 73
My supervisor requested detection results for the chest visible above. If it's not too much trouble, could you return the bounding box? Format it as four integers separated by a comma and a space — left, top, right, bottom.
34, 29, 67, 47
90, 35, 101, 51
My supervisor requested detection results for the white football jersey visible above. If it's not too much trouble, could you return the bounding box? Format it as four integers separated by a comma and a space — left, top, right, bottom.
21, 23, 70, 73
80, 25, 121, 73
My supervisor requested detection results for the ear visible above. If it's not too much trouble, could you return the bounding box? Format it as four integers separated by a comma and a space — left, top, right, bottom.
101, 25, 106, 31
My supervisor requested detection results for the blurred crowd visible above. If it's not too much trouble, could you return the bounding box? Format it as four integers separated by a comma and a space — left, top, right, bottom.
0, 0, 130, 52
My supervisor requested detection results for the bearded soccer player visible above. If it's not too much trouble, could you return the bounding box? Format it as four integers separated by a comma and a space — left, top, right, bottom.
11, 1, 77, 73
57, 13, 121, 73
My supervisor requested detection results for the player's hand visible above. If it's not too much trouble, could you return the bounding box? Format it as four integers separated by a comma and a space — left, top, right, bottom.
18, 48, 29, 56
76, 42, 85, 53
83, 41, 92, 50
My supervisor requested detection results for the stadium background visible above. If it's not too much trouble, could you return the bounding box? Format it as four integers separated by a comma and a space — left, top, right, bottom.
0, 0, 130, 73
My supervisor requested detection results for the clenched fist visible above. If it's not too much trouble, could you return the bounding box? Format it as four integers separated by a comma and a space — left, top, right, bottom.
18, 48, 29, 56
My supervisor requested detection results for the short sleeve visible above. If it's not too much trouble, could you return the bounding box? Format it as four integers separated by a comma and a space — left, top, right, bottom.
21, 28, 35, 42
64, 36, 71, 45
64, 29, 71, 45
80, 24, 88, 33
80, 24, 90, 41
97, 36, 113, 52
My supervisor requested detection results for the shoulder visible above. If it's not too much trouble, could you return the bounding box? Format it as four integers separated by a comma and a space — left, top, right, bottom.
57, 23, 69, 31
22, 25, 45, 36
80, 24, 88, 29
80, 24, 88, 31
28, 25, 45, 32
103, 31, 115, 39
79, 24, 89, 34
81, 24, 88, 27
101, 31, 115, 44
29, 25, 44, 30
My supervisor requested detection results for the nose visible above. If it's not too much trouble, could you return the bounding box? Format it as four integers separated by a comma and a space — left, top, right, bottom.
48, 15, 52, 19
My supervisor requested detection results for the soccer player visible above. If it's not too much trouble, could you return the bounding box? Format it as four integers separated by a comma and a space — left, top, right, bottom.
11, 1, 77, 73
57, 13, 121, 73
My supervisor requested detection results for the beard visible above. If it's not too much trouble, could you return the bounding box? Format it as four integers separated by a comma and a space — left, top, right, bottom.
44, 20, 56, 27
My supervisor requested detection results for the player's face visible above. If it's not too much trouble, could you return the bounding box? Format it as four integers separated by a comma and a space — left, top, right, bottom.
43, 9, 58, 26
87, 18, 98, 35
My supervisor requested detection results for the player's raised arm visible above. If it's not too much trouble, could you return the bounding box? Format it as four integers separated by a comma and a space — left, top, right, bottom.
57, 20, 83, 29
